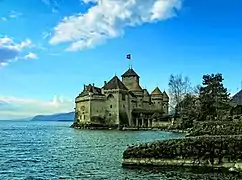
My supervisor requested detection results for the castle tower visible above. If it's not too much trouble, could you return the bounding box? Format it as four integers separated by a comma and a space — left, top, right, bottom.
102, 75, 131, 126
163, 90, 169, 114
121, 68, 140, 90
151, 87, 163, 111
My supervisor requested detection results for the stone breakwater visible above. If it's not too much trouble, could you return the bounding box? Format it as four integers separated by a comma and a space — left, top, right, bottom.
122, 135, 242, 172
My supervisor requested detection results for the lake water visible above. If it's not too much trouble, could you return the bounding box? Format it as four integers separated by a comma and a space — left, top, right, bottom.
0, 121, 241, 180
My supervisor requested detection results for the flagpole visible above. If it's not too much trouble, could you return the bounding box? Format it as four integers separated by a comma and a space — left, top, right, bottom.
126, 54, 132, 69
130, 58, 132, 69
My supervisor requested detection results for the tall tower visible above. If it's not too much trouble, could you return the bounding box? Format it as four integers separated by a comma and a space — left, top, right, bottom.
151, 87, 163, 111
122, 68, 143, 108
121, 67, 140, 90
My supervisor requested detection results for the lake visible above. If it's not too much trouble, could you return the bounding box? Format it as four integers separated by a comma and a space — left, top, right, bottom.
0, 121, 241, 180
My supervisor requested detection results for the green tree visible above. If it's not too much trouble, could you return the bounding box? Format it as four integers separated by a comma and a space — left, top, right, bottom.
199, 73, 231, 121
175, 93, 200, 128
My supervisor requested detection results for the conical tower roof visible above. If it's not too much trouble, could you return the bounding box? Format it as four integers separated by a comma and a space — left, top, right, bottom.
163, 90, 168, 97
143, 89, 149, 96
151, 87, 162, 95
121, 68, 139, 78
103, 76, 128, 90
163, 90, 169, 100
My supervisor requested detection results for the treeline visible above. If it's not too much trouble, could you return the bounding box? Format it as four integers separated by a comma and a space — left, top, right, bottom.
168, 73, 234, 129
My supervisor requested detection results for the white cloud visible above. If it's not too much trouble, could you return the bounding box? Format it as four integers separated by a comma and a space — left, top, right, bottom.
50, 0, 182, 51
0, 95, 74, 120
24, 52, 38, 59
1, 17, 7, 21
9, 11, 22, 19
0, 36, 34, 66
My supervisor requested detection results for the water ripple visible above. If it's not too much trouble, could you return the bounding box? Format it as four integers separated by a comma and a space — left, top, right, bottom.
0, 121, 241, 180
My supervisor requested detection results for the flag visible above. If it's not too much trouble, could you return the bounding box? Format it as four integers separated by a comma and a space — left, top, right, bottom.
126, 54, 131, 60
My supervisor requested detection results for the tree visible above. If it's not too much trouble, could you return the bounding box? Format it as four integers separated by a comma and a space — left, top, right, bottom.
168, 74, 192, 111
199, 73, 231, 121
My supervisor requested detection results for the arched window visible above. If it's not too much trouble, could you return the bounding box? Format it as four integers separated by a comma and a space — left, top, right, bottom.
107, 94, 115, 100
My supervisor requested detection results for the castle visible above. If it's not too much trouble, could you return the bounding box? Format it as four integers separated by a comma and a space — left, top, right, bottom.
73, 67, 169, 128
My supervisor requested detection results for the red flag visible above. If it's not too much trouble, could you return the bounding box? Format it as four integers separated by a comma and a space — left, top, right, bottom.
126, 54, 131, 60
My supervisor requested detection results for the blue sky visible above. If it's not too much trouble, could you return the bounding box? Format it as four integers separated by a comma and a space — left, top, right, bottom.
0, 0, 241, 119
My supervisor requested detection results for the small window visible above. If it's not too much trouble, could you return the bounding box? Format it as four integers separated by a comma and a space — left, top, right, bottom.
110, 105, 112, 108
123, 105, 125, 108
122, 94, 125, 101
83, 115, 85, 120
109, 113, 111, 116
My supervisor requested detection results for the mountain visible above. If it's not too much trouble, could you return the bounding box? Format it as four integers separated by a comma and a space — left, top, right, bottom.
31, 112, 75, 121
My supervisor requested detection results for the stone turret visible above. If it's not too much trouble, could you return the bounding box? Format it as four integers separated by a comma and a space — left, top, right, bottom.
151, 87, 163, 111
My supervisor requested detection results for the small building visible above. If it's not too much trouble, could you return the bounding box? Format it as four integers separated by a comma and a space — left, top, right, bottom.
73, 67, 169, 128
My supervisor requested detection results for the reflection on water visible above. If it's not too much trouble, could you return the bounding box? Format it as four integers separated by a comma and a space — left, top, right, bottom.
0, 121, 241, 180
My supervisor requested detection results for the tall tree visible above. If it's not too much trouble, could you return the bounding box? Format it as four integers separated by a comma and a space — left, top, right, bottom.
199, 73, 231, 121
168, 74, 192, 111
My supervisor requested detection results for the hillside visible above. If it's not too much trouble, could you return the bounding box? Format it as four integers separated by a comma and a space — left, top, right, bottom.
31, 112, 74, 121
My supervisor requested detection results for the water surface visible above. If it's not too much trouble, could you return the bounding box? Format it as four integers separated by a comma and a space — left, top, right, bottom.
0, 121, 241, 180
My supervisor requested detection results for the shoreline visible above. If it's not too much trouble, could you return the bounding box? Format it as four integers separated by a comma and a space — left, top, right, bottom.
70, 124, 188, 134
122, 158, 242, 172
122, 135, 242, 173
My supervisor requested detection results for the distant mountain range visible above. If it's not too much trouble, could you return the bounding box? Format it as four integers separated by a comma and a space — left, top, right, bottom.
31, 112, 75, 121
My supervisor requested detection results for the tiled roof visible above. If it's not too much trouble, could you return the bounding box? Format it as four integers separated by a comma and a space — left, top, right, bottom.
143, 89, 150, 96
103, 76, 128, 90
163, 90, 169, 98
232, 89, 242, 105
130, 83, 143, 91
78, 84, 103, 97
151, 87, 162, 95
121, 68, 140, 78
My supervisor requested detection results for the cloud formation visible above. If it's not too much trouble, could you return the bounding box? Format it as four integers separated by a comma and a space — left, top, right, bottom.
1, 11, 22, 21
24, 52, 38, 59
0, 95, 74, 120
9, 11, 22, 19
0, 36, 35, 66
50, 0, 182, 51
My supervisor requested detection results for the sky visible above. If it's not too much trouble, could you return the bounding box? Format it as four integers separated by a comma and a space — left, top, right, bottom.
0, 0, 241, 120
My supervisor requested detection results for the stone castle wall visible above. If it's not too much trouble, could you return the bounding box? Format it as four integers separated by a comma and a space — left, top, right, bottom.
74, 68, 168, 127
75, 97, 91, 123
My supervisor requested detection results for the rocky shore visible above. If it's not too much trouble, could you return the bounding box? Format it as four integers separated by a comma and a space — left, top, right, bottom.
70, 122, 120, 130
122, 135, 242, 172
122, 115, 242, 172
